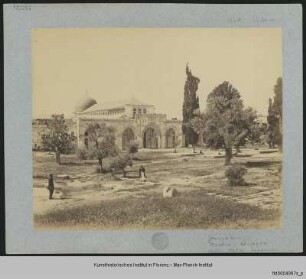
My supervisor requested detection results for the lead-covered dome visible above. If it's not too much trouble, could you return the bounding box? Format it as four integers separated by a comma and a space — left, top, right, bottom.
74, 94, 97, 113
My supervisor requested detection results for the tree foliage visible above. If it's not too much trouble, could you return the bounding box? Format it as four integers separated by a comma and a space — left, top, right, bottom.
126, 140, 139, 157
233, 107, 258, 151
83, 122, 119, 172
190, 112, 207, 152
182, 64, 200, 147
41, 114, 75, 164
248, 121, 268, 146
225, 164, 247, 186
109, 154, 133, 177
204, 81, 257, 165
267, 77, 282, 149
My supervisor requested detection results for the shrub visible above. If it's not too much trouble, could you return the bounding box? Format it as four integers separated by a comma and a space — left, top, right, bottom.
109, 154, 133, 176
76, 148, 89, 160
127, 140, 140, 157
225, 164, 247, 186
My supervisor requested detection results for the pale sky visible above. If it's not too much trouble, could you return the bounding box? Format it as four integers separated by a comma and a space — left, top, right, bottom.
32, 28, 282, 119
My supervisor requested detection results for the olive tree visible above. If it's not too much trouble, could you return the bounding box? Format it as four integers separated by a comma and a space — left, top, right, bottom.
204, 81, 257, 165
81, 122, 119, 172
41, 114, 75, 164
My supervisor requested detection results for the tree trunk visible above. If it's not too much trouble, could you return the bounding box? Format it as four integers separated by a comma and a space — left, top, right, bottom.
55, 151, 61, 164
225, 147, 232, 166
192, 144, 196, 153
98, 158, 103, 173
198, 132, 203, 153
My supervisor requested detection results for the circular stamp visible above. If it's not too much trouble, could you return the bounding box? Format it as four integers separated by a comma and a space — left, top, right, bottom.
151, 232, 169, 251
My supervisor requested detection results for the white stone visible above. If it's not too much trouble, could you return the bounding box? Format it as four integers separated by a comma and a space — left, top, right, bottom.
163, 186, 178, 198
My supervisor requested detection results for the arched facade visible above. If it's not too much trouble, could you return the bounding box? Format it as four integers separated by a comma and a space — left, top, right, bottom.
166, 127, 176, 148
75, 113, 182, 150
143, 128, 158, 148
142, 122, 162, 149
34, 99, 184, 151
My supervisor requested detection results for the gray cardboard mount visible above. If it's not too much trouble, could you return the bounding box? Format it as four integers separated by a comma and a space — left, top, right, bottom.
4, 4, 303, 254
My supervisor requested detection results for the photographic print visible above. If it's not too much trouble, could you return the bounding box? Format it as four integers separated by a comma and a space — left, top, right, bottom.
32, 28, 283, 230
4, 3, 302, 254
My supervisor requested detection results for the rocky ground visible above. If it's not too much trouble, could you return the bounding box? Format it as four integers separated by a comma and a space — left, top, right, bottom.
33, 148, 282, 229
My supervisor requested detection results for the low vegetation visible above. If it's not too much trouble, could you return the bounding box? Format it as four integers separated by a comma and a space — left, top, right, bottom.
35, 190, 280, 229
33, 149, 282, 229
225, 164, 248, 186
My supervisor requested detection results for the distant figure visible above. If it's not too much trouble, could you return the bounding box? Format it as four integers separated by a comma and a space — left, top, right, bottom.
47, 174, 54, 199
139, 165, 146, 182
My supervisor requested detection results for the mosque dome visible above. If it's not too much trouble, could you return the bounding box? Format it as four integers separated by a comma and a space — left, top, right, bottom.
74, 94, 97, 113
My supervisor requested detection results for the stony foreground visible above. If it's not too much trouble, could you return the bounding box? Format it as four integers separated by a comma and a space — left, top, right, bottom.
33, 148, 282, 229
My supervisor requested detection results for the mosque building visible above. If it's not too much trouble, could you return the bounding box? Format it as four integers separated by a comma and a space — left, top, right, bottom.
32, 95, 183, 151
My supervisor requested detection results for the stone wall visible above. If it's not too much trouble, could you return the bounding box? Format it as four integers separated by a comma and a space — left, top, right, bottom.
32, 122, 48, 150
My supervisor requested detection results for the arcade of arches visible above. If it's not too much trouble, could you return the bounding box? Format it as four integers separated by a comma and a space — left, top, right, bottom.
80, 120, 182, 150
166, 128, 176, 148
143, 127, 159, 149
33, 98, 183, 151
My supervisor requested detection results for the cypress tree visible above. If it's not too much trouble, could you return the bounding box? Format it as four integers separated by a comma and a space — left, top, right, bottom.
182, 64, 200, 147
267, 77, 282, 149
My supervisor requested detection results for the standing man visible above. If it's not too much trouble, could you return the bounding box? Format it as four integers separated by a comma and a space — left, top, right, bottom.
47, 174, 55, 199
139, 165, 146, 182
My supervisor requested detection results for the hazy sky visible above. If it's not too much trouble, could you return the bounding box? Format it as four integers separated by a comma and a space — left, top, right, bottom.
32, 28, 282, 119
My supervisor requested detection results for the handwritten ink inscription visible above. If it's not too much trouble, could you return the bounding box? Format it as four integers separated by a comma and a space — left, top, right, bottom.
208, 236, 272, 252
13, 4, 31, 11
227, 17, 275, 24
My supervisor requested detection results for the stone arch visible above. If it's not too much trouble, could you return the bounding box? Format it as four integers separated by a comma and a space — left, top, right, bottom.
122, 127, 135, 150
83, 122, 116, 149
142, 123, 162, 149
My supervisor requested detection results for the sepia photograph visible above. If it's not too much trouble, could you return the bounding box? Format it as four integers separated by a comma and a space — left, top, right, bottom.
32, 28, 283, 230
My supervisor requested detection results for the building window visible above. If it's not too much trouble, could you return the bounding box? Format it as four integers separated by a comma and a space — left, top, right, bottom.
138, 108, 142, 114
143, 108, 147, 114
71, 131, 75, 137
133, 108, 136, 118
